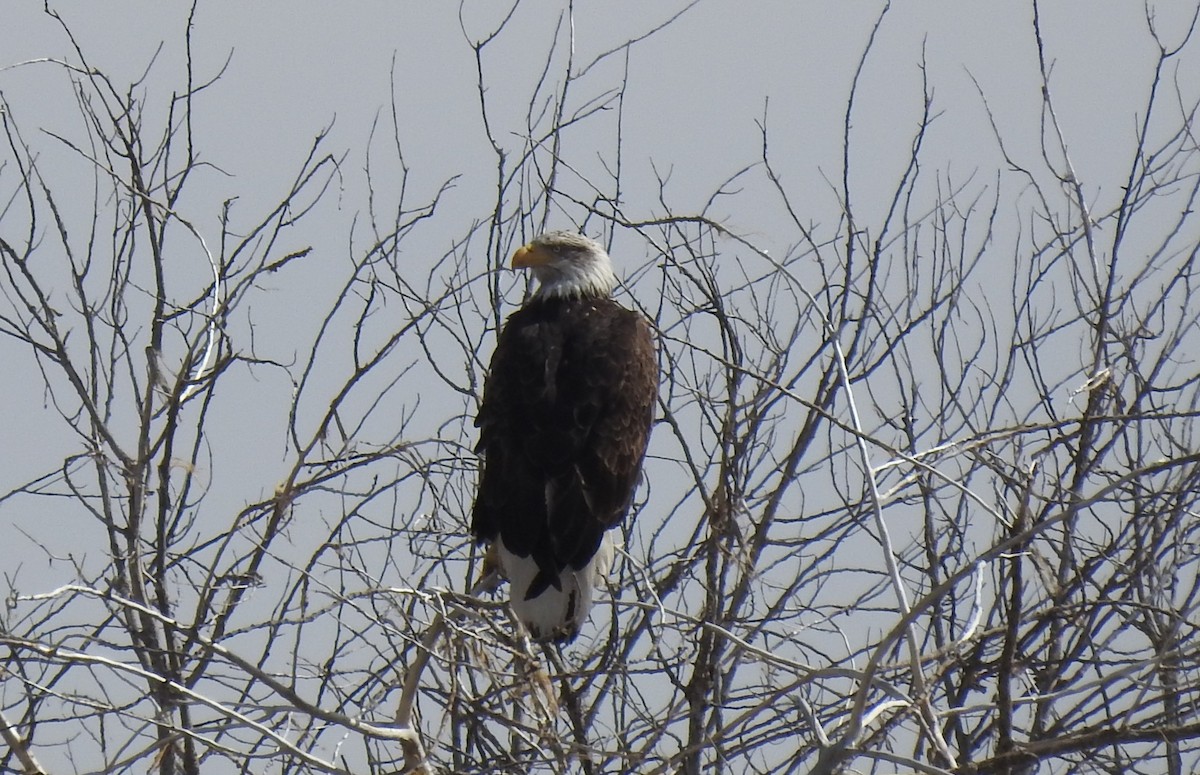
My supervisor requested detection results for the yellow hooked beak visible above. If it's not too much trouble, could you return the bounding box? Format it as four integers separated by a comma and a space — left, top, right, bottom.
511, 243, 555, 269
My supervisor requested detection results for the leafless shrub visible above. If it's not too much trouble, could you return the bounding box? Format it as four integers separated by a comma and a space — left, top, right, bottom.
2, 3, 1199, 774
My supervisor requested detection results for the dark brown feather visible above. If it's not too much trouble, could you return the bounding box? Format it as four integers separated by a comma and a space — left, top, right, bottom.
471, 296, 656, 597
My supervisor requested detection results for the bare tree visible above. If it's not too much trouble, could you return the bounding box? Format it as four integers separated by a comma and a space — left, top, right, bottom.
2, 2, 1200, 774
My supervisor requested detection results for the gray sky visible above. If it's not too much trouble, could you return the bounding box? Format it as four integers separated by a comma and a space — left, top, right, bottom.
2, 0, 1192, 596
3, 3, 1198, 769
3, 2, 1176, 240
1, 0, 1182, 483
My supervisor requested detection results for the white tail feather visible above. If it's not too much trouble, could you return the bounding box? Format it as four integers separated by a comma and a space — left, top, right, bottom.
496, 532, 615, 642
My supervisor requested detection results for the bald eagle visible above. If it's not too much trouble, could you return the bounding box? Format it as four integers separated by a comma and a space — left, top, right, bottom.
471, 232, 657, 642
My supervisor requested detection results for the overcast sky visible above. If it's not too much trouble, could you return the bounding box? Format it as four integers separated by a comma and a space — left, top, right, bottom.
4, 0, 1196, 575
1, 0, 1192, 587
5, 2, 1184, 221
4, 2, 1200, 771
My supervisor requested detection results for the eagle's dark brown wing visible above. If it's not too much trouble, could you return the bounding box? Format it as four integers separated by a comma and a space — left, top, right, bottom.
471, 296, 656, 597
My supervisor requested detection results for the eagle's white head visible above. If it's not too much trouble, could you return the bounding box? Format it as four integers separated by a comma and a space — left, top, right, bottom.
511, 231, 618, 300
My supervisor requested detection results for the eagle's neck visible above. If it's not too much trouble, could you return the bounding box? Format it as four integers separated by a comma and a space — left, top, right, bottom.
533, 259, 617, 301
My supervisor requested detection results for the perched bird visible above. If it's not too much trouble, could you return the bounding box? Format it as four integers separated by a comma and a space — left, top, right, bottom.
471, 231, 657, 642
